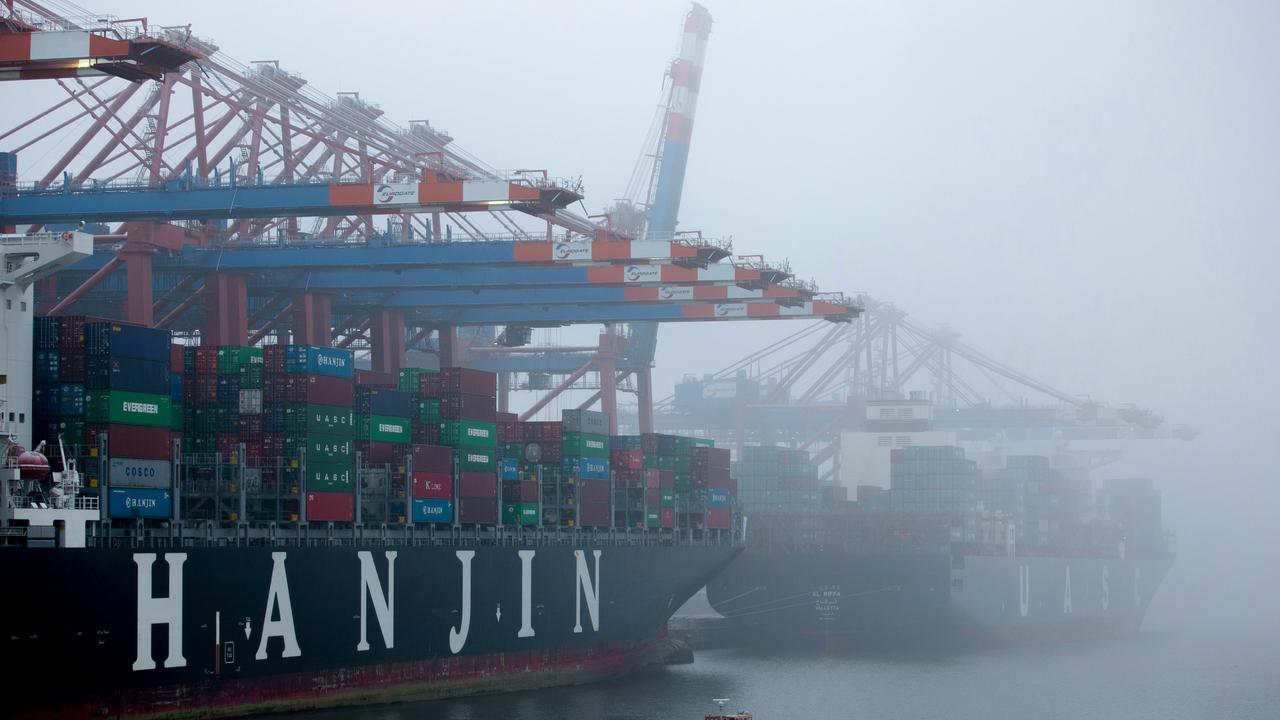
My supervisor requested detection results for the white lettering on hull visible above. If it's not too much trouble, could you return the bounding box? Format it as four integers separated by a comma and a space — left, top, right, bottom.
255, 552, 301, 660
518, 550, 536, 638
1018, 564, 1030, 618
450, 550, 475, 653
133, 553, 187, 671
356, 551, 396, 652
573, 550, 602, 633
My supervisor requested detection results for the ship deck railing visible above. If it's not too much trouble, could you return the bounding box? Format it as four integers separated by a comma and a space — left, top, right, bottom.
82, 521, 745, 550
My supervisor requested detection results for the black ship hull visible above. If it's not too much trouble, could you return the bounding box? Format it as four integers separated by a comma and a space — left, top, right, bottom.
2, 542, 740, 718
707, 550, 1171, 649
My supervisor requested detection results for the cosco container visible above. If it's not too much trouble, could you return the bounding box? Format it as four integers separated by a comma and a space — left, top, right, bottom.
107, 487, 172, 519
306, 491, 354, 522
284, 345, 354, 378
84, 322, 171, 362
107, 458, 172, 489
411, 498, 454, 523
561, 409, 608, 435
84, 390, 172, 428
358, 415, 411, 443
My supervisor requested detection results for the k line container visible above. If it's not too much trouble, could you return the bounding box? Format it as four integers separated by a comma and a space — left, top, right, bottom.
411, 472, 452, 499
107, 487, 172, 519
107, 458, 172, 489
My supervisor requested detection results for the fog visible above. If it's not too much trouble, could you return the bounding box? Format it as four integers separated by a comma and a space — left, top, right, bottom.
5, 0, 1279, 682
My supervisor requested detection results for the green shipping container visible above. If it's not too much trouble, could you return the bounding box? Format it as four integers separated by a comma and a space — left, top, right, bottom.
562, 432, 609, 458
646, 509, 661, 527
285, 437, 354, 465
692, 437, 715, 448
359, 415, 411, 443
297, 462, 354, 492
284, 404, 354, 437
417, 398, 441, 424
399, 367, 436, 394
502, 502, 538, 525
456, 447, 497, 472
442, 420, 497, 447
674, 436, 695, 456
660, 491, 675, 508
217, 346, 263, 374
85, 390, 172, 428
169, 404, 184, 431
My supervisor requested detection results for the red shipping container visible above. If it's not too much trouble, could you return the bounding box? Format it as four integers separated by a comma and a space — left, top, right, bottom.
692, 446, 731, 470
496, 412, 518, 424
285, 375, 354, 406
659, 470, 675, 490
307, 491, 354, 522
411, 444, 452, 473
86, 425, 172, 460
579, 502, 610, 528
660, 507, 675, 528
439, 393, 497, 422
519, 480, 538, 502
412, 472, 452, 499
580, 479, 610, 504
644, 469, 661, 490
611, 449, 643, 471
263, 344, 285, 374
439, 367, 497, 397
169, 344, 184, 373
358, 441, 400, 464
355, 369, 397, 388
459, 472, 497, 498
707, 507, 732, 530
645, 489, 660, 507
458, 497, 497, 525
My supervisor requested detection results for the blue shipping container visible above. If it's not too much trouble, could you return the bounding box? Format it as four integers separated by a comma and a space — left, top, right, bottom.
411, 498, 454, 523
500, 458, 519, 482
169, 374, 183, 402
355, 387, 415, 417
33, 351, 59, 382
85, 322, 171, 362
108, 488, 172, 519
562, 456, 610, 480
285, 345, 354, 378
707, 489, 731, 508
58, 383, 84, 416
84, 357, 169, 394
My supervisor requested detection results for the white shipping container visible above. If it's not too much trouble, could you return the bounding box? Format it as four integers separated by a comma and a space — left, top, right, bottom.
239, 389, 263, 415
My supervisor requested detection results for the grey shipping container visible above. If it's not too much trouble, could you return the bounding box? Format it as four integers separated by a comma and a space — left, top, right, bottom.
562, 409, 608, 435
108, 457, 173, 489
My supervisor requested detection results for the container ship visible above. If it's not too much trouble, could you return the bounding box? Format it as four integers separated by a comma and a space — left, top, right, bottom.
707, 397, 1173, 648
0, 260, 743, 718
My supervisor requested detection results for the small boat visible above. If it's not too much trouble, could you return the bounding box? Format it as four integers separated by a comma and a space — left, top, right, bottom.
706, 698, 753, 720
